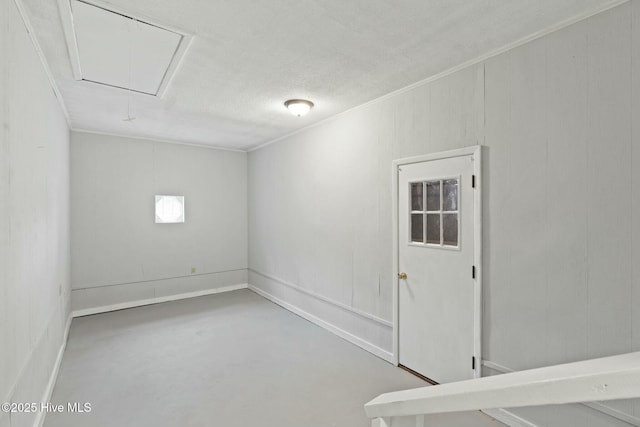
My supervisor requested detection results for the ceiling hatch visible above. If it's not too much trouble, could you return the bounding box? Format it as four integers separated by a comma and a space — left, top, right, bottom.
68, 0, 189, 96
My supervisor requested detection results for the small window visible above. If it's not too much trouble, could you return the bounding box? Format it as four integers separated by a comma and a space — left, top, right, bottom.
155, 195, 185, 223
409, 178, 459, 247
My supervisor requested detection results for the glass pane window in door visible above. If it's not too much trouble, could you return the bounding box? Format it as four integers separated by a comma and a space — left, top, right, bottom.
411, 182, 423, 211
411, 214, 424, 243
426, 214, 440, 244
443, 213, 459, 246
426, 181, 440, 211
443, 179, 459, 211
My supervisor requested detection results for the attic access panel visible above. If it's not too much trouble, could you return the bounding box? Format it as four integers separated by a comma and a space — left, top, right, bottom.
72, 0, 183, 96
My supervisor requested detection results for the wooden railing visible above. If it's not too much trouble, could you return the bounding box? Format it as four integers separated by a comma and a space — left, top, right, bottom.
365, 352, 640, 426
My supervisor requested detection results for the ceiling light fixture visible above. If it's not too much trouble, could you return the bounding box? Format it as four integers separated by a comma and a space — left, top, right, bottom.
284, 99, 314, 117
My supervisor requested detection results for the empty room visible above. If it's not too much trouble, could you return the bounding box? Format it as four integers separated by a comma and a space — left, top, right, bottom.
2, 0, 640, 426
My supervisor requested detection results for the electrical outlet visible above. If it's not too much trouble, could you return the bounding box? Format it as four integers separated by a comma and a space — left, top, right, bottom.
191, 267, 196, 274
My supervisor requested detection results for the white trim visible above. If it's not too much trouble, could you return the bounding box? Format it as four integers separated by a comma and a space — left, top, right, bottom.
36, 314, 72, 427
473, 147, 482, 379
481, 408, 539, 427
393, 146, 482, 166
371, 417, 391, 427
74, 78, 162, 98
583, 402, 640, 426
482, 359, 514, 374
391, 153, 400, 365
156, 34, 193, 98
73, 0, 187, 36
248, 284, 394, 363
57, 0, 82, 80
60, 0, 195, 98
408, 175, 462, 249
13, 0, 72, 126
248, 0, 627, 153
392, 146, 482, 378
72, 283, 248, 317
248, 268, 392, 328
72, 268, 247, 290
71, 128, 248, 153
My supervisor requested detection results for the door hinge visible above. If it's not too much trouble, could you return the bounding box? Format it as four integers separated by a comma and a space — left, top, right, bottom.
472, 174, 476, 188
472, 265, 476, 279
472, 356, 476, 370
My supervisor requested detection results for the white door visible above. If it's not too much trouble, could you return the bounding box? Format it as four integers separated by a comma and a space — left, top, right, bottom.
397, 150, 479, 384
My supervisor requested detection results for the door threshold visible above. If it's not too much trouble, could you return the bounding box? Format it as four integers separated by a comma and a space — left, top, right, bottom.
399, 364, 439, 385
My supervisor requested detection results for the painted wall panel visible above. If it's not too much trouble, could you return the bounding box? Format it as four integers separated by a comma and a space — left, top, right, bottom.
0, 3, 9, 412
0, 1, 71, 425
585, 0, 633, 362
492, 36, 550, 371
249, 2, 640, 425
585, 6, 635, 418
543, 19, 589, 367
70, 132, 248, 311
72, 270, 248, 311
632, 0, 640, 419
482, 50, 512, 377
428, 65, 485, 152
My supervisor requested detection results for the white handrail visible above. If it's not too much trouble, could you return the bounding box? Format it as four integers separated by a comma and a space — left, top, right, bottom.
365, 352, 640, 419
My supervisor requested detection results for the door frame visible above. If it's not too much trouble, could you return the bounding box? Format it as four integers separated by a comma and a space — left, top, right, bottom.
392, 145, 482, 379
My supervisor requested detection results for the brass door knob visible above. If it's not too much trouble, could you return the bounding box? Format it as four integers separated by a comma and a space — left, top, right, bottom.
398, 272, 407, 280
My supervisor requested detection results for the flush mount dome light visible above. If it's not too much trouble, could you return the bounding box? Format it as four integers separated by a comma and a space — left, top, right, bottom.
284, 99, 314, 117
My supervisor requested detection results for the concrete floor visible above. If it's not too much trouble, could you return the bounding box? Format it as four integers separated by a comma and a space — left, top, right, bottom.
45, 289, 503, 427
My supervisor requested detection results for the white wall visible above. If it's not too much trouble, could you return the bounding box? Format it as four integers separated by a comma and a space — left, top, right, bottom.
0, 1, 71, 426
71, 132, 248, 312
248, 1, 640, 425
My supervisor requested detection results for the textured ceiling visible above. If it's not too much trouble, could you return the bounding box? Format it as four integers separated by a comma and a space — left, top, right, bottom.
21, 0, 622, 150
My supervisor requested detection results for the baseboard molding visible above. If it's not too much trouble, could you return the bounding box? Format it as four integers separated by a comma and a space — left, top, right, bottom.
482, 359, 640, 426
482, 359, 514, 374
582, 402, 640, 426
35, 313, 72, 427
72, 283, 248, 317
248, 284, 394, 363
248, 269, 392, 327
482, 408, 539, 427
